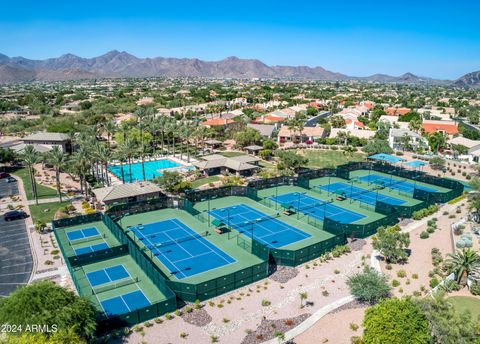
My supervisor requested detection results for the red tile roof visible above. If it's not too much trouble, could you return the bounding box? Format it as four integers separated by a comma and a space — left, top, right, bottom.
422, 123, 459, 135
201, 118, 235, 126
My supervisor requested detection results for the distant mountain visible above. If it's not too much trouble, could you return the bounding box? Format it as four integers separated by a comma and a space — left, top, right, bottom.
0, 50, 453, 84
454, 71, 480, 87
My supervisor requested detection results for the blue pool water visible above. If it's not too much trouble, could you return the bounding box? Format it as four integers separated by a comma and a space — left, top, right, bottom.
405, 160, 427, 168
108, 159, 181, 182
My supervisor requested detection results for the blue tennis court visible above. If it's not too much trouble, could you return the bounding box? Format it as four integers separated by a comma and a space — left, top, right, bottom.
318, 182, 406, 206
101, 290, 151, 317
74, 243, 109, 256
86, 264, 130, 287
129, 218, 236, 279
359, 174, 437, 193
271, 192, 366, 224
209, 204, 311, 248
66, 227, 100, 242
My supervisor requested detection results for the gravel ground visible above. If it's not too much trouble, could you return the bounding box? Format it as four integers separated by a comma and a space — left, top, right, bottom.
240, 313, 310, 344
347, 239, 367, 251
268, 266, 299, 283
180, 308, 212, 327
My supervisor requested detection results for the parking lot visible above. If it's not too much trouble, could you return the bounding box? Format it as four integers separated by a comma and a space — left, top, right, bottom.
0, 177, 19, 198
0, 175, 32, 296
0, 216, 33, 296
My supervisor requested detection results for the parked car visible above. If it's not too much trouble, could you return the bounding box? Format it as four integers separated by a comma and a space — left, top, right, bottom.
5, 177, 16, 183
0, 172, 10, 179
4, 210, 27, 221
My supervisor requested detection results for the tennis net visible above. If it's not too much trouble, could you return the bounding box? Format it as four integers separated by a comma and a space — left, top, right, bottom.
149, 231, 209, 248
92, 276, 139, 294
70, 233, 105, 245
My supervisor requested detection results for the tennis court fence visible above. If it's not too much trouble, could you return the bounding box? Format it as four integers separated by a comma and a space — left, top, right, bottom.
53, 213, 177, 330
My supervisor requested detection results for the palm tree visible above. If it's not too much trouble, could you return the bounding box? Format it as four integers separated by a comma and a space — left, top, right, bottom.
408, 118, 421, 132
70, 147, 91, 196
195, 125, 211, 155
168, 121, 178, 157
428, 132, 447, 153
337, 131, 351, 146
46, 146, 66, 202
446, 248, 480, 285
118, 139, 137, 183
103, 121, 116, 149
21, 145, 39, 205
113, 148, 127, 184
95, 144, 111, 186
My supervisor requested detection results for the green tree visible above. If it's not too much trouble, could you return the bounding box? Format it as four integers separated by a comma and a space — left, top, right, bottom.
347, 268, 391, 304
372, 225, 410, 263
0, 147, 16, 164
234, 128, 262, 148
155, 171, 191, 193
0, 281, 97, 340
428, 156, 446, 170
362, 139, 394, 155
5, 329, 86, 344
363, 298, 431, 344
21, 145, 39, 205
415, 292, 480, 344
446, 248, 480, 285
45, 146, 66, 202
276, 151, 308, 172
428, 132, 447, 153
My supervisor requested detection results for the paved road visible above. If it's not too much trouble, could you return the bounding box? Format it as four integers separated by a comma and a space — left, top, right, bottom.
0, 178, 18, 198
0, 216, 33, 296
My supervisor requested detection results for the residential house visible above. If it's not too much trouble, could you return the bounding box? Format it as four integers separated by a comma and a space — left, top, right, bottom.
422, 120, 459, 137
385, 107, 411, 116
388, 128, 424, 151
378, 115, 409, 130
345, 119, 365, 130
447, 136, 480, 162
200, 118, 235, 129
329, 128, 376, 141
277, 126, 325, 145
247, 123, 276, 138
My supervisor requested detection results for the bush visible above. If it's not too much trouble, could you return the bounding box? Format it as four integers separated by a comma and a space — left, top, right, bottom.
427, 226, 436, 234
420, 231, 429, 239
392, 279, 400, 287
396, 270, 406, 278
363, 298, 430, 344
429, 277, 440, 288
346, 268, 391, 304
470, 282, 480, 296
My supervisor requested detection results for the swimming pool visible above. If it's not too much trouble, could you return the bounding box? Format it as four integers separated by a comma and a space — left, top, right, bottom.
108, 159, 181, 182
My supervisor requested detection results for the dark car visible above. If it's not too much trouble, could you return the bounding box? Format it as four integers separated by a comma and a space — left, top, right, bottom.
4, 210, 27, 221
5, 177, 16, 183
0, 172, 10, 179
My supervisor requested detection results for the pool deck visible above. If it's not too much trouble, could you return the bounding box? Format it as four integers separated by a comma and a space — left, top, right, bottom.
107, 155, 196, 185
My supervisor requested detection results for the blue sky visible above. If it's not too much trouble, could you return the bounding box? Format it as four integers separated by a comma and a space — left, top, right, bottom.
1, 0, 479, 79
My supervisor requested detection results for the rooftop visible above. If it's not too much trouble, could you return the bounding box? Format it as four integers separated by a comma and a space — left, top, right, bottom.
93, 181, 162, 203
22, 132, 70, 142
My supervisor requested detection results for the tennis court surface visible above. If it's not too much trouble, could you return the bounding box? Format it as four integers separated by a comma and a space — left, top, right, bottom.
209, 204, 311, 248
271, 192, 366, 224
359, 173, 437, 193
129, 218, 236, 279
318, 182, 406, 206
101, 290, 151, 317
67, 227, 102, 242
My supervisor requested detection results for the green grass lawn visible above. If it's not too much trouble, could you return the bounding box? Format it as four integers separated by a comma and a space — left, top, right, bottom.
300, 149, 366, 169
449, 296, 480, 319
191, 175, 221, 188
29, 201, 70, 224
218, 151, 246, 157
10, 167, 60, 200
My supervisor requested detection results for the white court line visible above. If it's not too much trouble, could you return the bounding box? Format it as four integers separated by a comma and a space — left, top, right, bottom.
134, 222, 187, 279
170, 218, 233, 265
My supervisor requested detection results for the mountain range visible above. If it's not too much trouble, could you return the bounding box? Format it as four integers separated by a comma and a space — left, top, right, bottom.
0, 50, 477, 86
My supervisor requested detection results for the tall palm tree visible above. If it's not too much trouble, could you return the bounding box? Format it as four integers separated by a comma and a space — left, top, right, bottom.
21, 145, 39, 205
428, 132, 447, 154
113, 148, 126, 184
408, 118, 421, 132
168, 121, 178, 157
103, 121, 117, 149
70, 147, 91, 196
446, 248, 480, 285
46, 146, 66, 202
118, 139, 137, 183
94, 144, 111, 186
